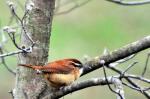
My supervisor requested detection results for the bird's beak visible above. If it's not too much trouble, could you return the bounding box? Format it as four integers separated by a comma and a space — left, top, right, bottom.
79, 68, 84, 76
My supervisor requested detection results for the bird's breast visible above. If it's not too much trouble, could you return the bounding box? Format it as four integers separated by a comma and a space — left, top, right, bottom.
44, 68, 80, 88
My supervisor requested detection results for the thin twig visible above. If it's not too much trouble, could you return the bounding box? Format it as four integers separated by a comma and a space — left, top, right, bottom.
125, 78, 150, 98
0, 46, 32, 58
108, 66, 150, 98
8, 3, 35, 45
7, 32, 22, 50
122, 61, 138, 75
142, 53, 150, 77
109, 54, 137, 67
122, 82, 141, 91
102, 64, 124, 99
55, 0, 92, 15
0, 48, 16, 75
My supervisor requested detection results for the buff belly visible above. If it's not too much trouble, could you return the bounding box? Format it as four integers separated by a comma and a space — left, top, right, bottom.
44, 73, 79, 88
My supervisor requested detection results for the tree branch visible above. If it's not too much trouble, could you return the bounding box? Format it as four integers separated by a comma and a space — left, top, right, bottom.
108, 65, 150, 98
46, 77, 119, 99
55, 0, 92, 15
0, 48, 16, 75
0, 46, 32, 58
107, 0, 150, 6
44, 35, 150, 99
82, 35, 150, 76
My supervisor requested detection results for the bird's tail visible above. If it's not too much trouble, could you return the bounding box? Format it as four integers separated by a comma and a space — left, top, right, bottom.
18, 64, 33, 68
18, 64, 42, 70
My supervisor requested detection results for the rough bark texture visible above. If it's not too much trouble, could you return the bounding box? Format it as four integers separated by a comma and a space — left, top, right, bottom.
14, 0, 55, 99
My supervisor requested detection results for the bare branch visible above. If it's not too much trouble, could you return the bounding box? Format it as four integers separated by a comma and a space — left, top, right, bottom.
102, 62, 124, 99
125, 78, 150, 98
122, 61, 138, 75
114, 79, 125, 99
0, 46, 32, 58
49, 77, 121, 99
47, 36, 150, 98
107, 0, 150, 6
108, 66, 150, 98
82, 36, 150, 76
7, 1, 35, 45
141, 53, 150, 76
125, 75, 150, 84
0, 48, 16, 75
55, 0, 92, 15
2, 1, 150, 99
122, 82, 141, 92
3, 26, 22, 50
109, 54, 136, 67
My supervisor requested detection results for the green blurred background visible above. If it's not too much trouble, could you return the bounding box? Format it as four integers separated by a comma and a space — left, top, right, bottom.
0, 0, 150, 99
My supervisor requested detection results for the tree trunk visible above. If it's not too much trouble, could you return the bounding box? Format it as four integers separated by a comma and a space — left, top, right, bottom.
14, 0, 55, 99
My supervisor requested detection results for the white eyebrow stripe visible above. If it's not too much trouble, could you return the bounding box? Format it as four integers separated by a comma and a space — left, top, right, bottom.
71, 61, 81, 66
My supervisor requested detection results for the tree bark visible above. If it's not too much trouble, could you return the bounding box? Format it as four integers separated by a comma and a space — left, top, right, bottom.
14, 0, 55, 99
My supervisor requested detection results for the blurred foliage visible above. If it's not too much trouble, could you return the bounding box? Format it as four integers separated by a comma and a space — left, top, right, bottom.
0, 0, 150, 99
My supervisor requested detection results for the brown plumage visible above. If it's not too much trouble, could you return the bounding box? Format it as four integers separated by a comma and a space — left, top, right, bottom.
18, 58, 83, 88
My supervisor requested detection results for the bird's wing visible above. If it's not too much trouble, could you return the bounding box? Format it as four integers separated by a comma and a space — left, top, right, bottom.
41, 65, 74, 74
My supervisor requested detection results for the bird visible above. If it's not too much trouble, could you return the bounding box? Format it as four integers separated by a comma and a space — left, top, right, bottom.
18, 58, 83, 88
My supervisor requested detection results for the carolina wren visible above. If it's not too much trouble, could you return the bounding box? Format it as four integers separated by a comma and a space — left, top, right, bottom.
18, 58, 83, 88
